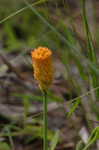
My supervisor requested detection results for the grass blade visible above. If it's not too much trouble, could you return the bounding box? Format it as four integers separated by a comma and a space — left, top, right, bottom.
0, 0, 48, 24
50, 130, 59, 150
82, 0, 99, 98
82, 127, 99, 150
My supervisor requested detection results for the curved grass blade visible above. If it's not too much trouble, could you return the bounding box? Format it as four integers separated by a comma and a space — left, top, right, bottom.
0, 0, 48, 24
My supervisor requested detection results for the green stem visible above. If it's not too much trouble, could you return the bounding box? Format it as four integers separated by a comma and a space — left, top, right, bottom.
43, 90, 48, 150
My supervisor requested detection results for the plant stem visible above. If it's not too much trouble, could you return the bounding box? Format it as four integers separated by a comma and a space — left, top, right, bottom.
43, 90, 48, 150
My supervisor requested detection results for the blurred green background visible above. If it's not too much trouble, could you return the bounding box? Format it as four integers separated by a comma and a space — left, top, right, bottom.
0, 0, 99, 150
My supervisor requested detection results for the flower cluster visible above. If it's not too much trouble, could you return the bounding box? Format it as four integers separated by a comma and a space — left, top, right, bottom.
31, 47, 53, 91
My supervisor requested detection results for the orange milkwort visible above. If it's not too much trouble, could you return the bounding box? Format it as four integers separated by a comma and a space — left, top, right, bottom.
31, 47, 53, 91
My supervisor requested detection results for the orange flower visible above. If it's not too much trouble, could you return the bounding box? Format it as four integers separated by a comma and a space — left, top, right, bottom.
31, 47, 53, 91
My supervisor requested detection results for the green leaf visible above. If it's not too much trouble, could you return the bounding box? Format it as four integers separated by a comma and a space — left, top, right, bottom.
50, 130, 60, 150
82, 127, 99, 150
67, 98, 81, 117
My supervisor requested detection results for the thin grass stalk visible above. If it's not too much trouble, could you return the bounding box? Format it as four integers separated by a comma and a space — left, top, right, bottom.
82, 0, 96, 62
43, 90, 48, 150
82, 0, 99, 98
0, 0, 48, 24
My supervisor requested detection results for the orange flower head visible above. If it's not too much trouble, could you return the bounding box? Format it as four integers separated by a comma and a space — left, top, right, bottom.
31, 47, 53, 91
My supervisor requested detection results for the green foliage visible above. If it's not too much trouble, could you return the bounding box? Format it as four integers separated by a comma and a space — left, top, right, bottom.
82, 127, 99, 150
4, 22, 22, 51
50, 130, 60, 150
76, 127, 99, 150
82, 0, 99, 98
21, 125, 53, 141
76, 141, 85, 150
0, 142, 11, 150
67, 98, 81, 117
14, 92, 63, 102
0, 121, 54, 144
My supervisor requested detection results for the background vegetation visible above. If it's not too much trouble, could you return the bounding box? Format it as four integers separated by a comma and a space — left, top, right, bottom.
0, 0, 99, 150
